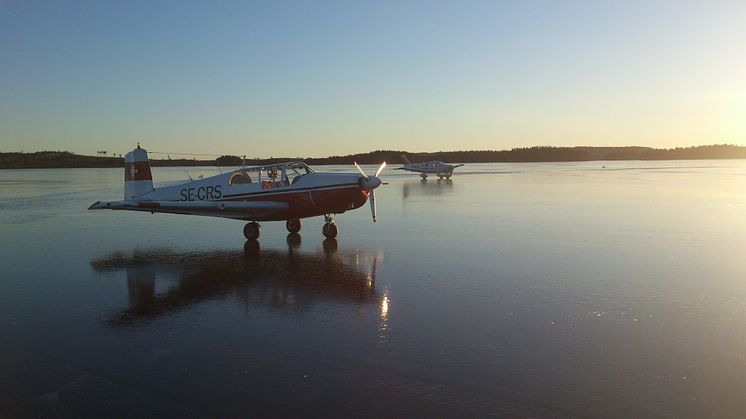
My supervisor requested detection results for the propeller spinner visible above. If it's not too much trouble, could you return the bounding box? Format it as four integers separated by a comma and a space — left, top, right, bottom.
354, 161, 386, 222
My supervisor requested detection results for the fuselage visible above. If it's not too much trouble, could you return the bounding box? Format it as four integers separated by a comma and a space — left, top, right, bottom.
399, 160, 461, 174
132, 162, 369, 221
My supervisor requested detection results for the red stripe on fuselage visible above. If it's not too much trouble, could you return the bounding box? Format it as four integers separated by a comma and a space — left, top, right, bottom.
222, 185, 369, 221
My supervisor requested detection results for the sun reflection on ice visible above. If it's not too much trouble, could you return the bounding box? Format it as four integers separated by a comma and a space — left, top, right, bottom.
377, 291, 390, 343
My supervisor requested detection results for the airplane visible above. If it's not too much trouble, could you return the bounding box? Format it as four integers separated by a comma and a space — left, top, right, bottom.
396, 154, 463, 179
89, 145, 386, 240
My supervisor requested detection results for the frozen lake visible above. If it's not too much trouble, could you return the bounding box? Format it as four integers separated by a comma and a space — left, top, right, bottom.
2, 160, 746, 417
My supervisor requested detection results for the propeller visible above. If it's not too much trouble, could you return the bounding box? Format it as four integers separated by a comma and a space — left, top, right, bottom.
354, 161, 386, 222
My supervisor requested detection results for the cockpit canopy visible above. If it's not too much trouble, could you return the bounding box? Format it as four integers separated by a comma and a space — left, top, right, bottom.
228, 161, 315, 185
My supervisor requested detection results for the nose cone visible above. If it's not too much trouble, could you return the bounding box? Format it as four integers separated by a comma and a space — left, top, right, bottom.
361, 176, 382, 190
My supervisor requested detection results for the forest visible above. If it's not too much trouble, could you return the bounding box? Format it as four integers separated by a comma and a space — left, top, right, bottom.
2, 144, 745, 169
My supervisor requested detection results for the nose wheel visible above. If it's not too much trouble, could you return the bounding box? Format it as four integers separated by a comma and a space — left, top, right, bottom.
243, 222, 261, 240
322, 222, 338, 239
322, 214, 338, 239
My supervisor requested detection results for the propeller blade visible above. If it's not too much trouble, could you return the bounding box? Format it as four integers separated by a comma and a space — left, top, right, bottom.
353, 162, 368, 180
369, 190, 377, 222
374, 161, 387, 177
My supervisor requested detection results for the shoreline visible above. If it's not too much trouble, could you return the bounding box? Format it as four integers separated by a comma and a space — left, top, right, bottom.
2, 156, 746, 171
2, 145, 745, 169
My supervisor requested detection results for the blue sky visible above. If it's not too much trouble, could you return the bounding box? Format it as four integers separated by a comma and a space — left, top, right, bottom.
1, 0, 744, 157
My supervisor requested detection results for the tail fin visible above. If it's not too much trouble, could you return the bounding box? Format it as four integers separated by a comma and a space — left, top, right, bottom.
400, 154, 411, 165
124, 144, 154, 199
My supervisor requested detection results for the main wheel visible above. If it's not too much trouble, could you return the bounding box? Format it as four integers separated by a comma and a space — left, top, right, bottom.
243, 222, 261, 240
286, 218, 302, 233
420, 173, 428, 179
322, 222, 338, 239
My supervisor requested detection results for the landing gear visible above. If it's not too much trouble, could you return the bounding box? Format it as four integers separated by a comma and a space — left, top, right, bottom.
243, 222, 261, 241
286, 218, 301, 233
322, 214, 338, 239
322, 223, 338, 239
420, 173, 428, 180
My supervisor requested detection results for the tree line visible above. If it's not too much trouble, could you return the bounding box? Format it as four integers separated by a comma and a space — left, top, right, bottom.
1, 144, 745, 169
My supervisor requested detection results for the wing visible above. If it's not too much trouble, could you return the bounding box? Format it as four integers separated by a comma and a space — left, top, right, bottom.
89, 200, 288, 219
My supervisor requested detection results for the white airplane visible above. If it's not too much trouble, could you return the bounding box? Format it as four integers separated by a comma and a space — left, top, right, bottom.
89, 145, 386, 240
396, 155, 463, 179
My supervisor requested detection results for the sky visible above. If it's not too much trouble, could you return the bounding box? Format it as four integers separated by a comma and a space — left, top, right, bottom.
1, 0, 745, 157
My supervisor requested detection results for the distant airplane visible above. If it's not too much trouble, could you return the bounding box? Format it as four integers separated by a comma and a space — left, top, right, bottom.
89, 145, 386, 241
396, 154, 463, 179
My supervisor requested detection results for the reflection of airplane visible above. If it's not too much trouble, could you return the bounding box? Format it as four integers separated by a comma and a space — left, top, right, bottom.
396, 154, 463, 180
402, 179, 453, 199
89, 145, 386, 240
90, 239, 382, 327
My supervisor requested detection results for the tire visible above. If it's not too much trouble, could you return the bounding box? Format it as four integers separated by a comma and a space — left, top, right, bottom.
243, 222, 260, 240
322, 222, 338, 239
286, 218, 301, 233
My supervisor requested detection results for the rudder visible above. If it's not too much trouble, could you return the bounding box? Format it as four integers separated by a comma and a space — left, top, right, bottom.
124, 145, 154, 199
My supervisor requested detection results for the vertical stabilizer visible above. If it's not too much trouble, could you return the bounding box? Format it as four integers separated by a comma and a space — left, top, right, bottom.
124, 145, 154, 199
